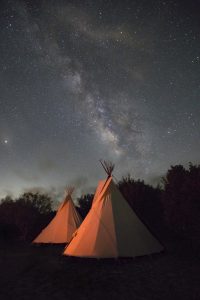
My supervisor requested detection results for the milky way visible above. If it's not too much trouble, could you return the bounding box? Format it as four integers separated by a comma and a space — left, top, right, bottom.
0, 0, 200, 199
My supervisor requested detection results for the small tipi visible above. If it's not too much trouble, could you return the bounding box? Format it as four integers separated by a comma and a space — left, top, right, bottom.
63, 162, 163, 258
33, 187, 82, 244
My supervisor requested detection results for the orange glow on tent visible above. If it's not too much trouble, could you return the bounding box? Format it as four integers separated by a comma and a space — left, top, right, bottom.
64, 165, 163, 258
33, 187, 82, 244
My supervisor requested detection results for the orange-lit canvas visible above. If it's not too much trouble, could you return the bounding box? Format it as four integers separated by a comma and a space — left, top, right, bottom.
64, 174, 163, 258
33, 188, 82, 244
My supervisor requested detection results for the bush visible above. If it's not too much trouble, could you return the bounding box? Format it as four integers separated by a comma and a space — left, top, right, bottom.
162, 163, 200, 238
77, 194, 94, 218
0, 193, 54, 242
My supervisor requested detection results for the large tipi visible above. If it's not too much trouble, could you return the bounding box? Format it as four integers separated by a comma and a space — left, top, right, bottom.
64, 162, 164, 258
33, 187, 82, 244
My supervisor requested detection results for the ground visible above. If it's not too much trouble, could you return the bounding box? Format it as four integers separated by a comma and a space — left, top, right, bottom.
0, 240, 199, 300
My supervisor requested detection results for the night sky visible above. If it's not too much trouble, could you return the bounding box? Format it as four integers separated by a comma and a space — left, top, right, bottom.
0, 0, 200, 199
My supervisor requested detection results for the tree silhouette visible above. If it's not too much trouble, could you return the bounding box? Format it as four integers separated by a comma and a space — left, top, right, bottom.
17, 192, 52, 214
162, 163, 200, 238
77, 194, 94, 218
0, 193, 54, 242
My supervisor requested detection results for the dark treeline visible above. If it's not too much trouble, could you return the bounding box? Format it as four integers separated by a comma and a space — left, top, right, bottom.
0, 163, 200, 244
0, 193, 55, 242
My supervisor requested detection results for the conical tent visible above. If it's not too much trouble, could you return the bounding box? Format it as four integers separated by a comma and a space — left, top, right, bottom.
33, 187, 82, 244
64, 162, 163, 258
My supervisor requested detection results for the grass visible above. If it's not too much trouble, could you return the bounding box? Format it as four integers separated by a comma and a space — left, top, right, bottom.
0, 240, 199, 300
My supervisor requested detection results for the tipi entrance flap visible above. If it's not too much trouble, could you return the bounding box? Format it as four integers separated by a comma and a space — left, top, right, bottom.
93, 192, 118, 257
64, 192, 118, 257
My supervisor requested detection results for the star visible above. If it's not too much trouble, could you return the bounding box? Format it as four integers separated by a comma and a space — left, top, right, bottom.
0, 0, 199, 199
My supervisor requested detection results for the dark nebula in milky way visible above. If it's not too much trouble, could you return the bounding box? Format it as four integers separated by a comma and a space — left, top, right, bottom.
0, 0, 199, 198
